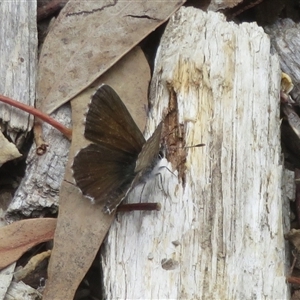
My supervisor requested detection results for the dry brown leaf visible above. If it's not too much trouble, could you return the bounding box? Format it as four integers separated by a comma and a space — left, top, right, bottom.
43, 47, 150, 300
37, 0, 185, 114
0, 218, 56, 270
0, 131, 22, 167
14, 250, 51, 282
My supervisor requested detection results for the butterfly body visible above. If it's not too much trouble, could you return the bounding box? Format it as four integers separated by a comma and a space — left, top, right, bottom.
72, 84, 162, 213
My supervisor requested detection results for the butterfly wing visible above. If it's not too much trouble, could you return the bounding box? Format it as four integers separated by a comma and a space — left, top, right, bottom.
73, 144, 136, 208
84, 84, 145, 153
104, 123, 163, 213
72, 84, 146, 211
134, 122, 162, 173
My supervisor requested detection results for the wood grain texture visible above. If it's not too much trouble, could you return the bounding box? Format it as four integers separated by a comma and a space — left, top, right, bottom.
0, 1, 37, 146
101, 7, 288, 299
6, 104, 71, 219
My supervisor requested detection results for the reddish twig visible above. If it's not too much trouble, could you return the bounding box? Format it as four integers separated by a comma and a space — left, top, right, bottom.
117, 202, 161, 212
0, 94, 72, 140
287, 276, 300, 285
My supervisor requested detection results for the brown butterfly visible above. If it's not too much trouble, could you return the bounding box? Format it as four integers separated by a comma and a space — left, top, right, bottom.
72, 84, 162, 214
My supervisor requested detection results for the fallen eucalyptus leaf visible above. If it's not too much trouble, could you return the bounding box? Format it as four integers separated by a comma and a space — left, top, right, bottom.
0, 218, 56, 270
43, 46, 150, 300
37, 0, 185, 114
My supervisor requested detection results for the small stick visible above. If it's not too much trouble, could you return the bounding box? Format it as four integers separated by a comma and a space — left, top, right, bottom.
287, 276, 300, 285
0, 94, 72, 140
34, 121, 49, 156
117, 202, 161, 212
289, 250, 298, 276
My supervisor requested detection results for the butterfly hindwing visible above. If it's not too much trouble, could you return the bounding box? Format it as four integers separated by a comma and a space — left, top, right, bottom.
73, 143, 136, 207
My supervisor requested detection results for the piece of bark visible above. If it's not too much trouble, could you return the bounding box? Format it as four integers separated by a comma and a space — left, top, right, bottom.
0, 209, 15, 300
265, 19, 300, 105
6, 104, 71, 220
0, 1, 37, 147
283, 169, 295, 229
4, 281, 42, 300
101, 7, 289, 299
265, 20, 300, 228
0, 264, 16, 300
208, 0, 244, 10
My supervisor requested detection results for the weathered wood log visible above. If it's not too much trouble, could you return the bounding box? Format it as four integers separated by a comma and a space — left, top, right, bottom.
6, 104, 71, 219
0, 1, 36, 147
101, 7, 289, 299
0, 2, 39, 299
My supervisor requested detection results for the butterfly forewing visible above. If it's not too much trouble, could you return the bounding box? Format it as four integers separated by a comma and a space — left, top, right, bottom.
85, 84, 145, 154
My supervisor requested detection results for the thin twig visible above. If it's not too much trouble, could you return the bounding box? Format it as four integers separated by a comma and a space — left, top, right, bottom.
0, 94, 72, 140
117, 202, 161, 212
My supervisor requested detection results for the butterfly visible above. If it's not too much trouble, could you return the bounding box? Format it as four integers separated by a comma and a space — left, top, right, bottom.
72, 84, 162, 214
